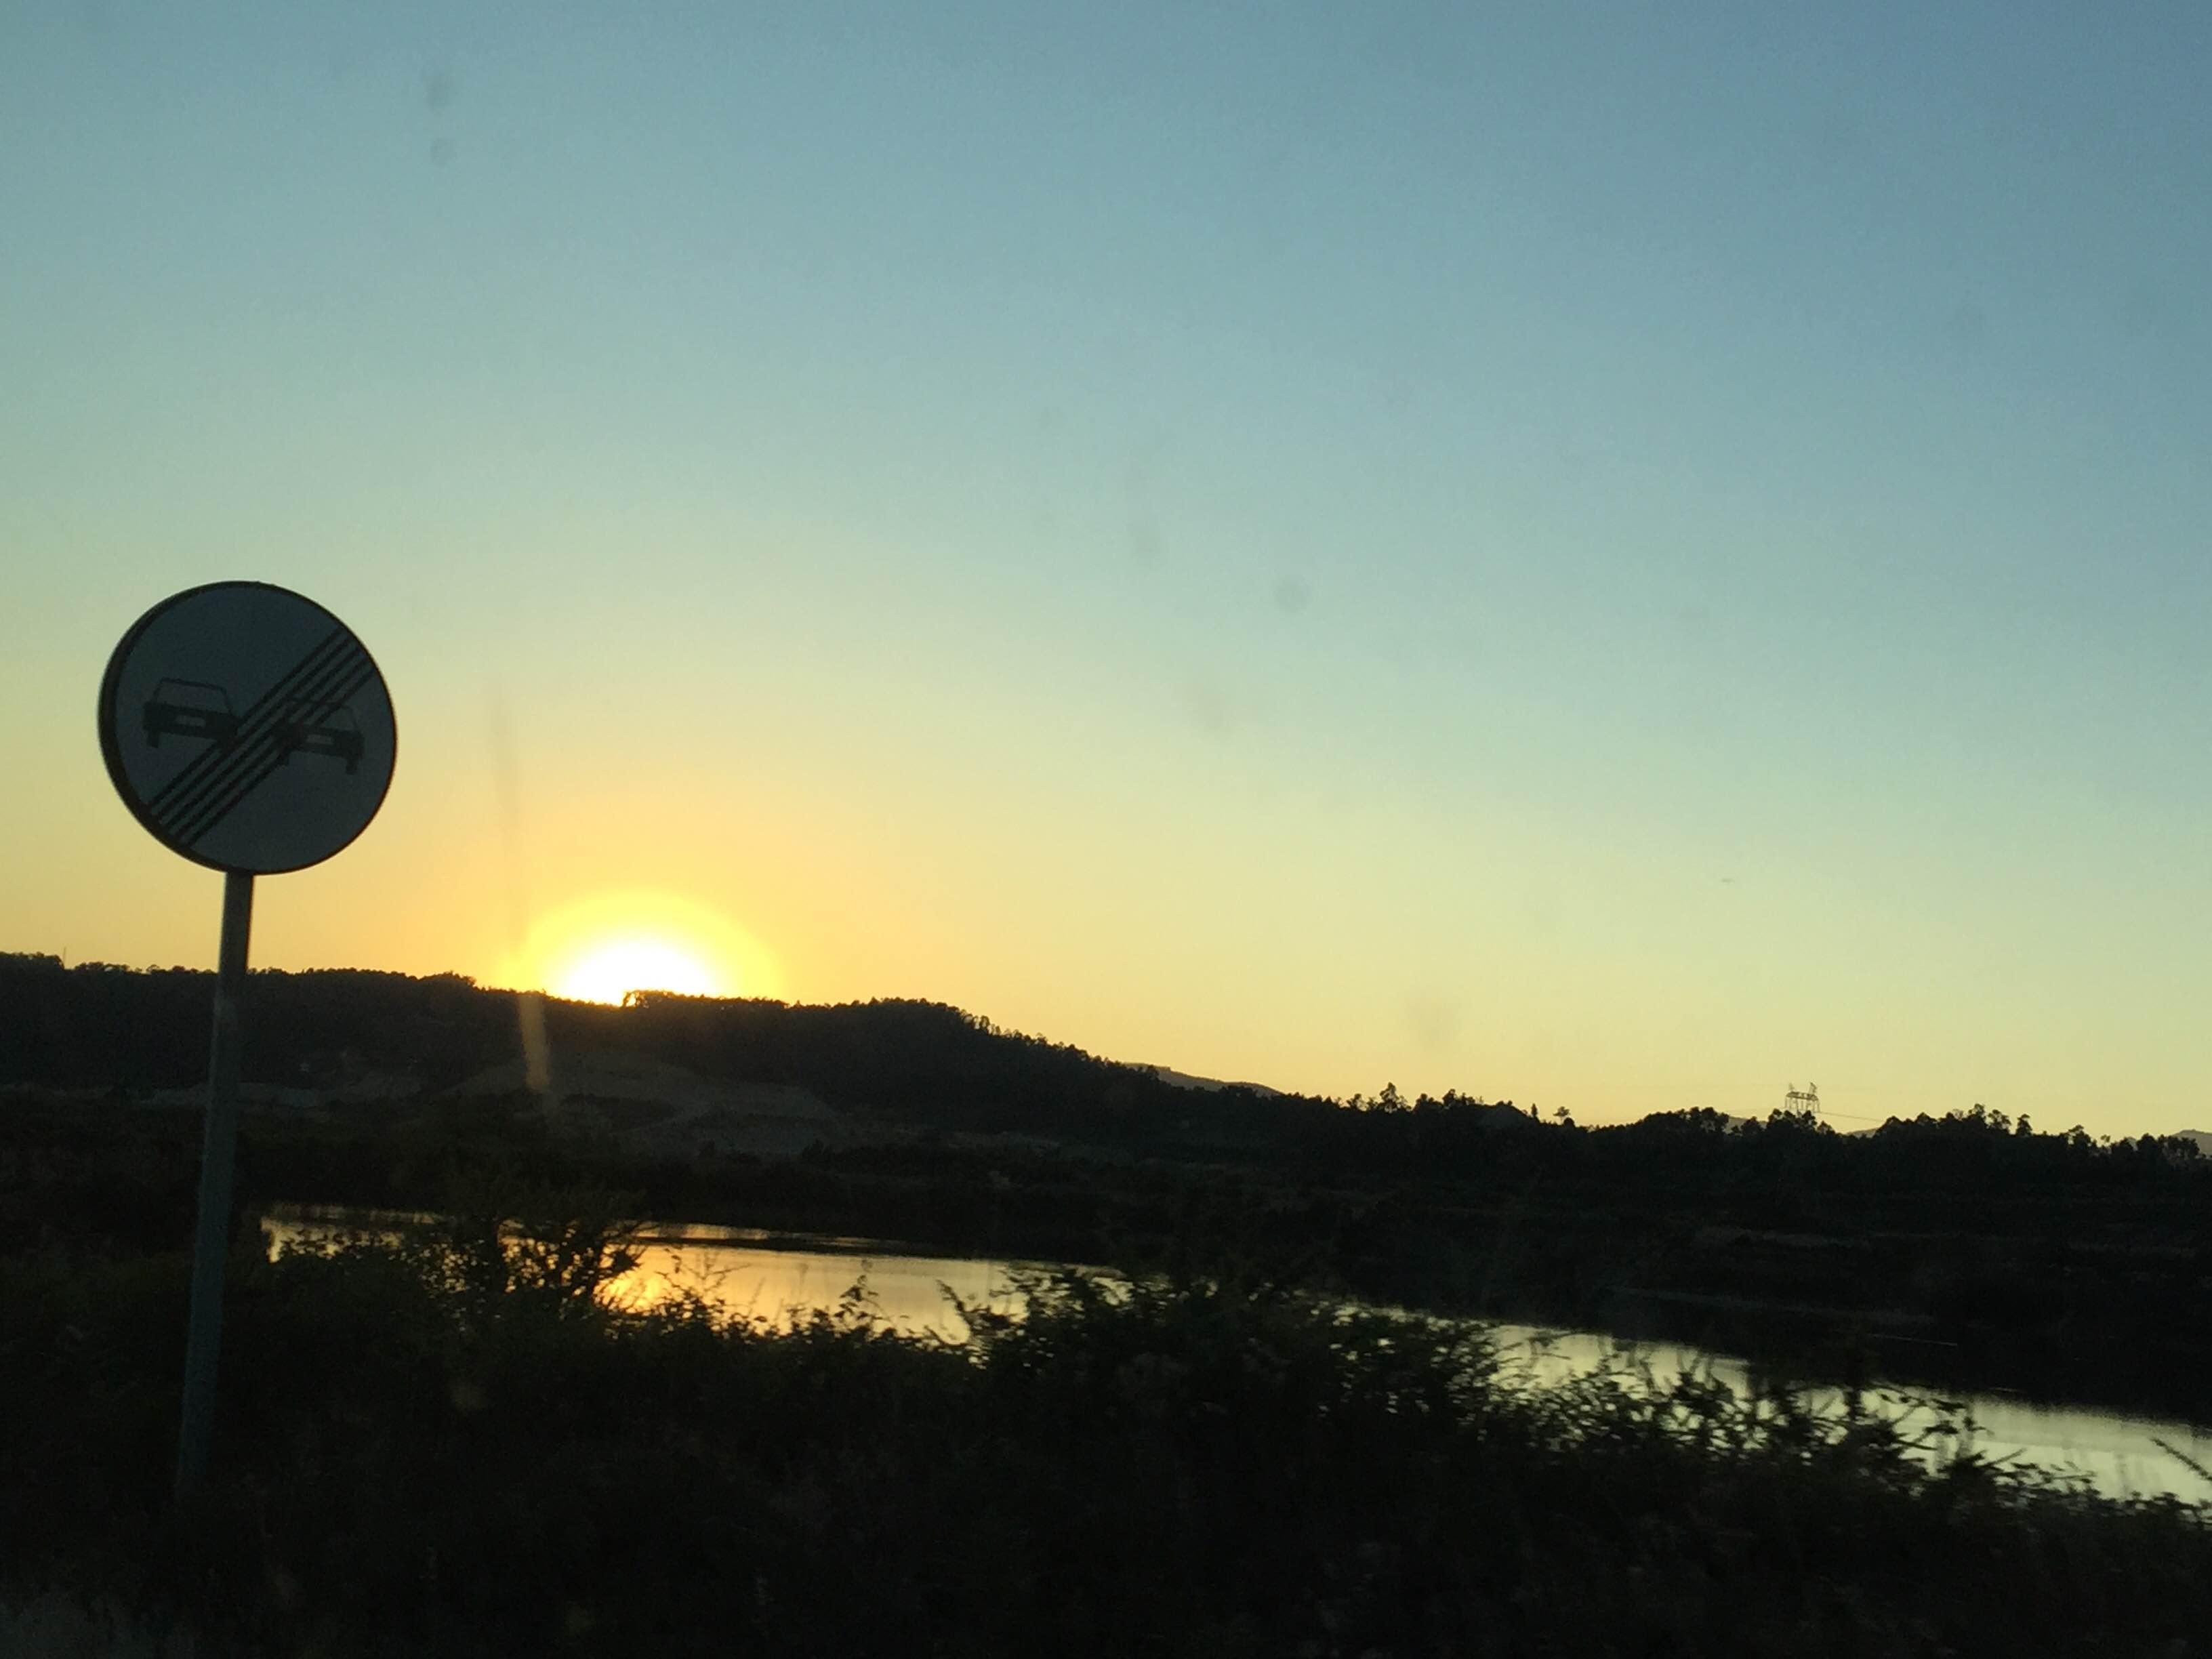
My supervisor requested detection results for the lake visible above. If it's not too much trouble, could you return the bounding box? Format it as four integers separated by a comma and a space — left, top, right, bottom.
264, 1205, 2212, 1507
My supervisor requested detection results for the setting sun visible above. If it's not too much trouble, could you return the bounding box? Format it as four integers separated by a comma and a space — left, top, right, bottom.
508, 889, 785, 1006
552, 935, 723, 1004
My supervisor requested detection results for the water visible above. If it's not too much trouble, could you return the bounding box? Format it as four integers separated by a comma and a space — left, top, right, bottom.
264, 1206, 2212, 1507
600, 1221, 1037, 1338
1488, 1324, 2212, 1507
262, 1209, 1037, 1342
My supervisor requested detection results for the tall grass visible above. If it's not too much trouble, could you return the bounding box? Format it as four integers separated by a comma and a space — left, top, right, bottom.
4, 1204, 2209, 1657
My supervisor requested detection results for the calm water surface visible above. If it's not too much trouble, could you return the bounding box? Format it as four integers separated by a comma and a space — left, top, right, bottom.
265, 1206, 2212, 1507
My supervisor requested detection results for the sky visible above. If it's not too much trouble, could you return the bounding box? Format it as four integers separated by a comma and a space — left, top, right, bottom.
5, 1, 2211, 1132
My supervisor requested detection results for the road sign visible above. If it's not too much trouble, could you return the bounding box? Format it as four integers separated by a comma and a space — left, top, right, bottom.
97, 581, 395, 1501
98, 581, 396, 875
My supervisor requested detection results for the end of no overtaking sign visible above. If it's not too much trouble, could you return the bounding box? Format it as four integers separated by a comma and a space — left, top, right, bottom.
100, 580, 396, 875
98, 580, 396, 1501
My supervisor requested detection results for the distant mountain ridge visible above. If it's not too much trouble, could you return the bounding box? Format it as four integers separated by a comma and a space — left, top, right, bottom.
1145, 1065, 1282, 1098
5, 953, 2205, 1150
0, 954, 1336, 1149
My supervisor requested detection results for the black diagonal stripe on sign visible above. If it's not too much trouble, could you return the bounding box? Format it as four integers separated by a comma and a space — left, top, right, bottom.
152, 642, 368, 834
150, 646, 371, 844
145, 628, 351, 815
171, 661, 379, 848
144, 632, 359, 825
149, 640, 371, 841
156, 651, 374, 845
165, 690, 373, 849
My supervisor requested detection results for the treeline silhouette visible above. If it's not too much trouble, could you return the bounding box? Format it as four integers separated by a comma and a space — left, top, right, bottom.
5, 953, 2200, 1193
11, 969, 2212, 1646
0, 950, 1210, 1120
7, 951, 2212, 1412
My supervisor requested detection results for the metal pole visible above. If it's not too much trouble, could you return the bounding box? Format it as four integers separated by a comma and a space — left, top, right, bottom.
174, 869, 254, 1501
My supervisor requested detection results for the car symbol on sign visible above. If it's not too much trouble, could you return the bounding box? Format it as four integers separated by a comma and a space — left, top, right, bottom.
143, 679, 240, 749
274, 697, 365, 775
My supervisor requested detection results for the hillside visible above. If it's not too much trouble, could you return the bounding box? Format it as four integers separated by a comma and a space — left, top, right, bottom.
0, 950, 1324, 1143
9, 951, 2212, 1418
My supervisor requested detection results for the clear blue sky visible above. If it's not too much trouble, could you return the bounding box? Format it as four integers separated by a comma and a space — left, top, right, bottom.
5, 1, 2211, 1130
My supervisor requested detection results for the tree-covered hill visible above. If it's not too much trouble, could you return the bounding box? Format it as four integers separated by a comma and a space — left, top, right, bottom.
7, 951, 2212, 1414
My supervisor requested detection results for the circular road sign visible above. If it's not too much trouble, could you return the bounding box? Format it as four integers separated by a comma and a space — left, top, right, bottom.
98, 581, 396, 875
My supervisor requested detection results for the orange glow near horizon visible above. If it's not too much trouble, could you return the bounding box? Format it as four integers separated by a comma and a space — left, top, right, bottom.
508, 890, 785, 1006
551, 935, 723, 1004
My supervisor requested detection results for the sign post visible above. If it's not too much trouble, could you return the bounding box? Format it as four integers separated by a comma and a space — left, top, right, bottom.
97, 581, 396, 1500
175, 869, 253, 1496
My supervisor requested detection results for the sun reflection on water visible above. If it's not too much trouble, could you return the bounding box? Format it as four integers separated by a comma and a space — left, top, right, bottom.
258, 1211, 2212, 1507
